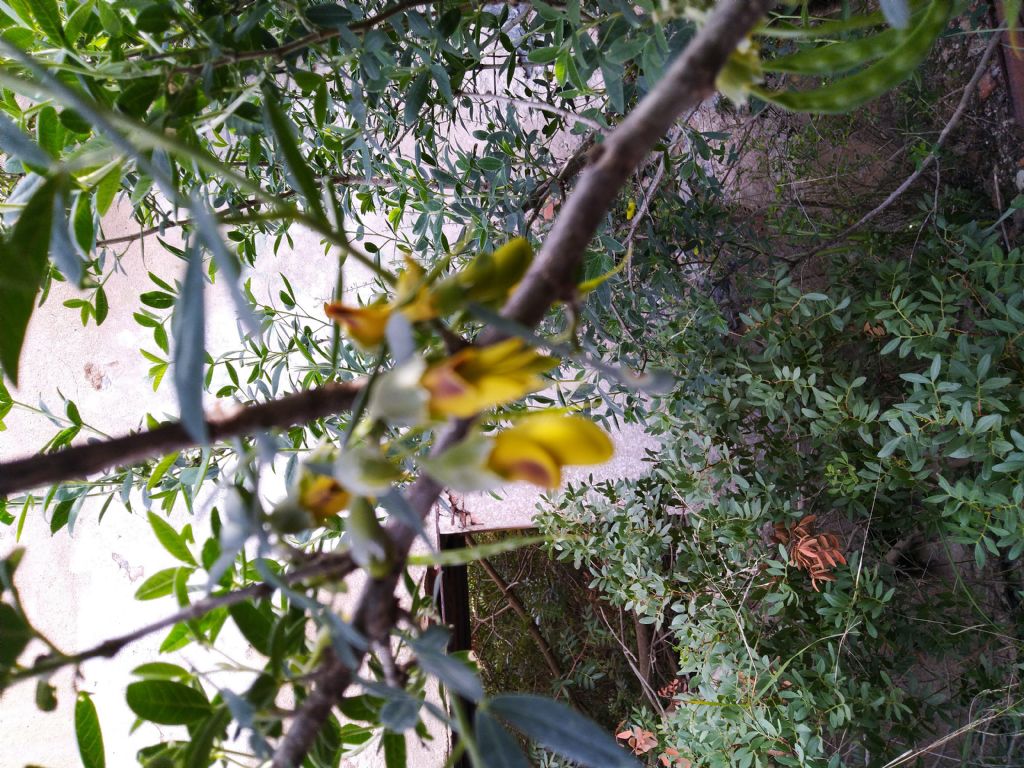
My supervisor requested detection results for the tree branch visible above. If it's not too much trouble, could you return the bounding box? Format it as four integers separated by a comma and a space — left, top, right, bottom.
491, 0, 772, 334
9, 551, 356, 685
172, 0, 444, 75
272, 1, 771, 764
464, 532, 579, 710
0, 381, 363, 496
789, 30, 1001, 265
96, 176, 388, 248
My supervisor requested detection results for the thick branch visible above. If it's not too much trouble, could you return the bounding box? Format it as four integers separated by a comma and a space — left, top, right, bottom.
0, 381, 362, 496
272, 1, 771, 764
492, 0, 772, 333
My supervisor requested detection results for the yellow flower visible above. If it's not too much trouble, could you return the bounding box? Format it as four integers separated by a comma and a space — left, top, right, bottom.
433, 237, 534, 313
298, 473, 351, 521
486, 413, 613, 488
323, 301, 392, 348
394, 255, 437, 322
324, 257, 436, 348
421, 338, 556, 418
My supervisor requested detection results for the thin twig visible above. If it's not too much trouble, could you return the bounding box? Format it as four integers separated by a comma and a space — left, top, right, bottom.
0, 381, 363, 495
96, 176, 389, 248
790, 31, 1002, 265
464, 533, 579, 710
456, 91, 610, 134
10, 551, 355, 684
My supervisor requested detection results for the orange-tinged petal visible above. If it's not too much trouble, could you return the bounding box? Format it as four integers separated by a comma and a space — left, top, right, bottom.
487, 430, 561, 487
504, 413, 614, 466
324, 302, 392, 347
421, 340, 554, 417
421, 358, 475, 417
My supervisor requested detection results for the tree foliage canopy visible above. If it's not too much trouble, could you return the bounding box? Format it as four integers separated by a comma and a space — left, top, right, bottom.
1, 0, 1018, 766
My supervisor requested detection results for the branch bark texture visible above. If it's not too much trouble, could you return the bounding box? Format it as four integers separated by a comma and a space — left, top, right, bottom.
0, 381, 362, 495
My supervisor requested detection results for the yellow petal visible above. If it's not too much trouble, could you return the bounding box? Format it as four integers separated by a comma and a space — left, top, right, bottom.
395, 256, 437, 322
299, 475, 351, 520
503, 414, 614, 466
421, 359, 475, 417
398, 287, 437, 322
490, 237, 533, 283
421, 340, 553, 418
459, 338, 556, 379
324, 302, 392, 348
487, 430, 561, 487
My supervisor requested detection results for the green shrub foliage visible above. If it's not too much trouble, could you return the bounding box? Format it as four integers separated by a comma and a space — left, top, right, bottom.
542, 209, 1024, 766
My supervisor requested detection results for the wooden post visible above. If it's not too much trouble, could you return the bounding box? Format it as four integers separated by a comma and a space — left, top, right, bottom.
439, 532, 473, 768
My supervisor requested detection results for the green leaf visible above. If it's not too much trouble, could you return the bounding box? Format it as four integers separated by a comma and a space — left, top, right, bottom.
29, 0, 66, 46
263, 95, 324, 219
94, 162, 122, 215
136, 4, 172, 34
411, 642, 483, 701
116, 77, 160, 119
36, 105, 63, 157
0, 602, 31, 665
0, 112, 51, 170
0, 177, 56, 384
877, 436, 902, 459
765, 27, 904, 75
95, 285, 109, 325
59, 109, 92, 134
49, 178, 83, 284
125, 680, 210, 725
338, 694, 383, 722
306, 3, 351, 28
383, 732, 406, 768
134, 567, 179, 601
488, 695, 640, 768
36, 679, 58, 711
380, 694, 421, 733
50, 498, 73, 534
131, 662, 191, 681
184, 707, 230, 768
228, 601, 274, 656
140, 291, 175, 309
601, 61, 625, 113
147, 511, 197, 566
474, 711, 530, 768
754, 0, 951, 113
404, 72, 430, 126
65, 0, 95, 43
147, 452, 180, 490
172, 248, 208, 443
408, 535, 551, 567
96, 2, 122, 34
528, 46, 561, 64
75, 692, 106, 768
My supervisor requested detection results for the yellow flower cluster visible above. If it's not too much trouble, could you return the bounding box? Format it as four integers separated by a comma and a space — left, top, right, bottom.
324, 238, 533, 348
